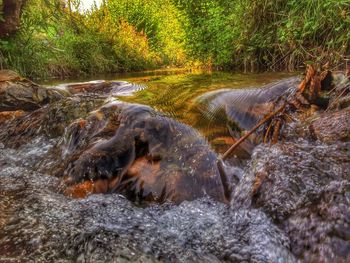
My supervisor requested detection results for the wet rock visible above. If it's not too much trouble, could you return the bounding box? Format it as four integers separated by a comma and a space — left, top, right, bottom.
0, 70, 66, 111
232, 141, 350, 262
284, 183, 350, 263
0, 98, 230, 204
0, 110, 26, 124
0, 96, 105, 148
61, 80, 144, 96
0, 138, 296, 262
60, 101, 227, 204
310, 107, 350, 142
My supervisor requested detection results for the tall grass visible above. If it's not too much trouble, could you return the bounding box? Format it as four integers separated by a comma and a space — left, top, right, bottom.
0, 0, 349, 78
0, 0, 185, 79
176, 0, 350, 71
240, 0, 350, 71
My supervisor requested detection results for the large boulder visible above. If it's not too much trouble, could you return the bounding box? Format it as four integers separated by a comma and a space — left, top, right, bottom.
60, 101, 228, 204
232, 142, 350, 262
0, 96, 229, 204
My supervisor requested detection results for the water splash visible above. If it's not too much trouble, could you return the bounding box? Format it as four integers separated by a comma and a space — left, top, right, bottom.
195, 77, 300, 130
0, 138, 296, 262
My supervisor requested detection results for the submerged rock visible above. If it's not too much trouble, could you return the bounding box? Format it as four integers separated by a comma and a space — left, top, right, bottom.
196, 77, 300, 130
0, 70, 67, 111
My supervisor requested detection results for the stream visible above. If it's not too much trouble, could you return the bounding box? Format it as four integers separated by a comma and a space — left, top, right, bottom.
0, 70, 349, 263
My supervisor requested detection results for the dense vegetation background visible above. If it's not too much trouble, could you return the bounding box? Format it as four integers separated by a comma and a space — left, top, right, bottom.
0, 0, 349, 78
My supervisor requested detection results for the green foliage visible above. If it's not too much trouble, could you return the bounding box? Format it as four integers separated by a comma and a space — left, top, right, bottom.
175, 0, 237, 67
0, 0, 185, 78
0, 0, 349, 77
106, 0, 186, 65
176, 0, 350, 71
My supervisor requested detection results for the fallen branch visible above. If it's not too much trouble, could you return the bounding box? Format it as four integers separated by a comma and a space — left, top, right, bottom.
221, 103, 286, 160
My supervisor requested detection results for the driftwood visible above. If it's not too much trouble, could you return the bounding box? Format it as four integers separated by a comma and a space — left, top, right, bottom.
221, 103, 286, 160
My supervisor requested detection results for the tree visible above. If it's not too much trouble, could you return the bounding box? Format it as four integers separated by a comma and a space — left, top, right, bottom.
0, 0, 28, 37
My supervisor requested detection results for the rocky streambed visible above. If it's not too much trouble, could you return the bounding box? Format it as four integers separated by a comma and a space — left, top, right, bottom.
0, 70, 349, 262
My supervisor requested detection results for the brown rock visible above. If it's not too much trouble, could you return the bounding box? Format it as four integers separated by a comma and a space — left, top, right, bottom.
309, 107, 350, 142
0, 110, 25, 124
60, 102, 228, 204
0, 70, 66, 111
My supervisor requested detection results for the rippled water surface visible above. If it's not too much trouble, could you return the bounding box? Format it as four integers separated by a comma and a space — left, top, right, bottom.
40, 70, 295, 153
120, 71, 295, 145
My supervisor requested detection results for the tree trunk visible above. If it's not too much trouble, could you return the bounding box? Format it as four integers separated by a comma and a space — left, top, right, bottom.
0, 0, 27, 37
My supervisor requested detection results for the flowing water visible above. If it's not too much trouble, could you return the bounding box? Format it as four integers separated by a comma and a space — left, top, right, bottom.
39, 70, 295, 155
81, 70, 294, 151
1, 70, 349, 263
